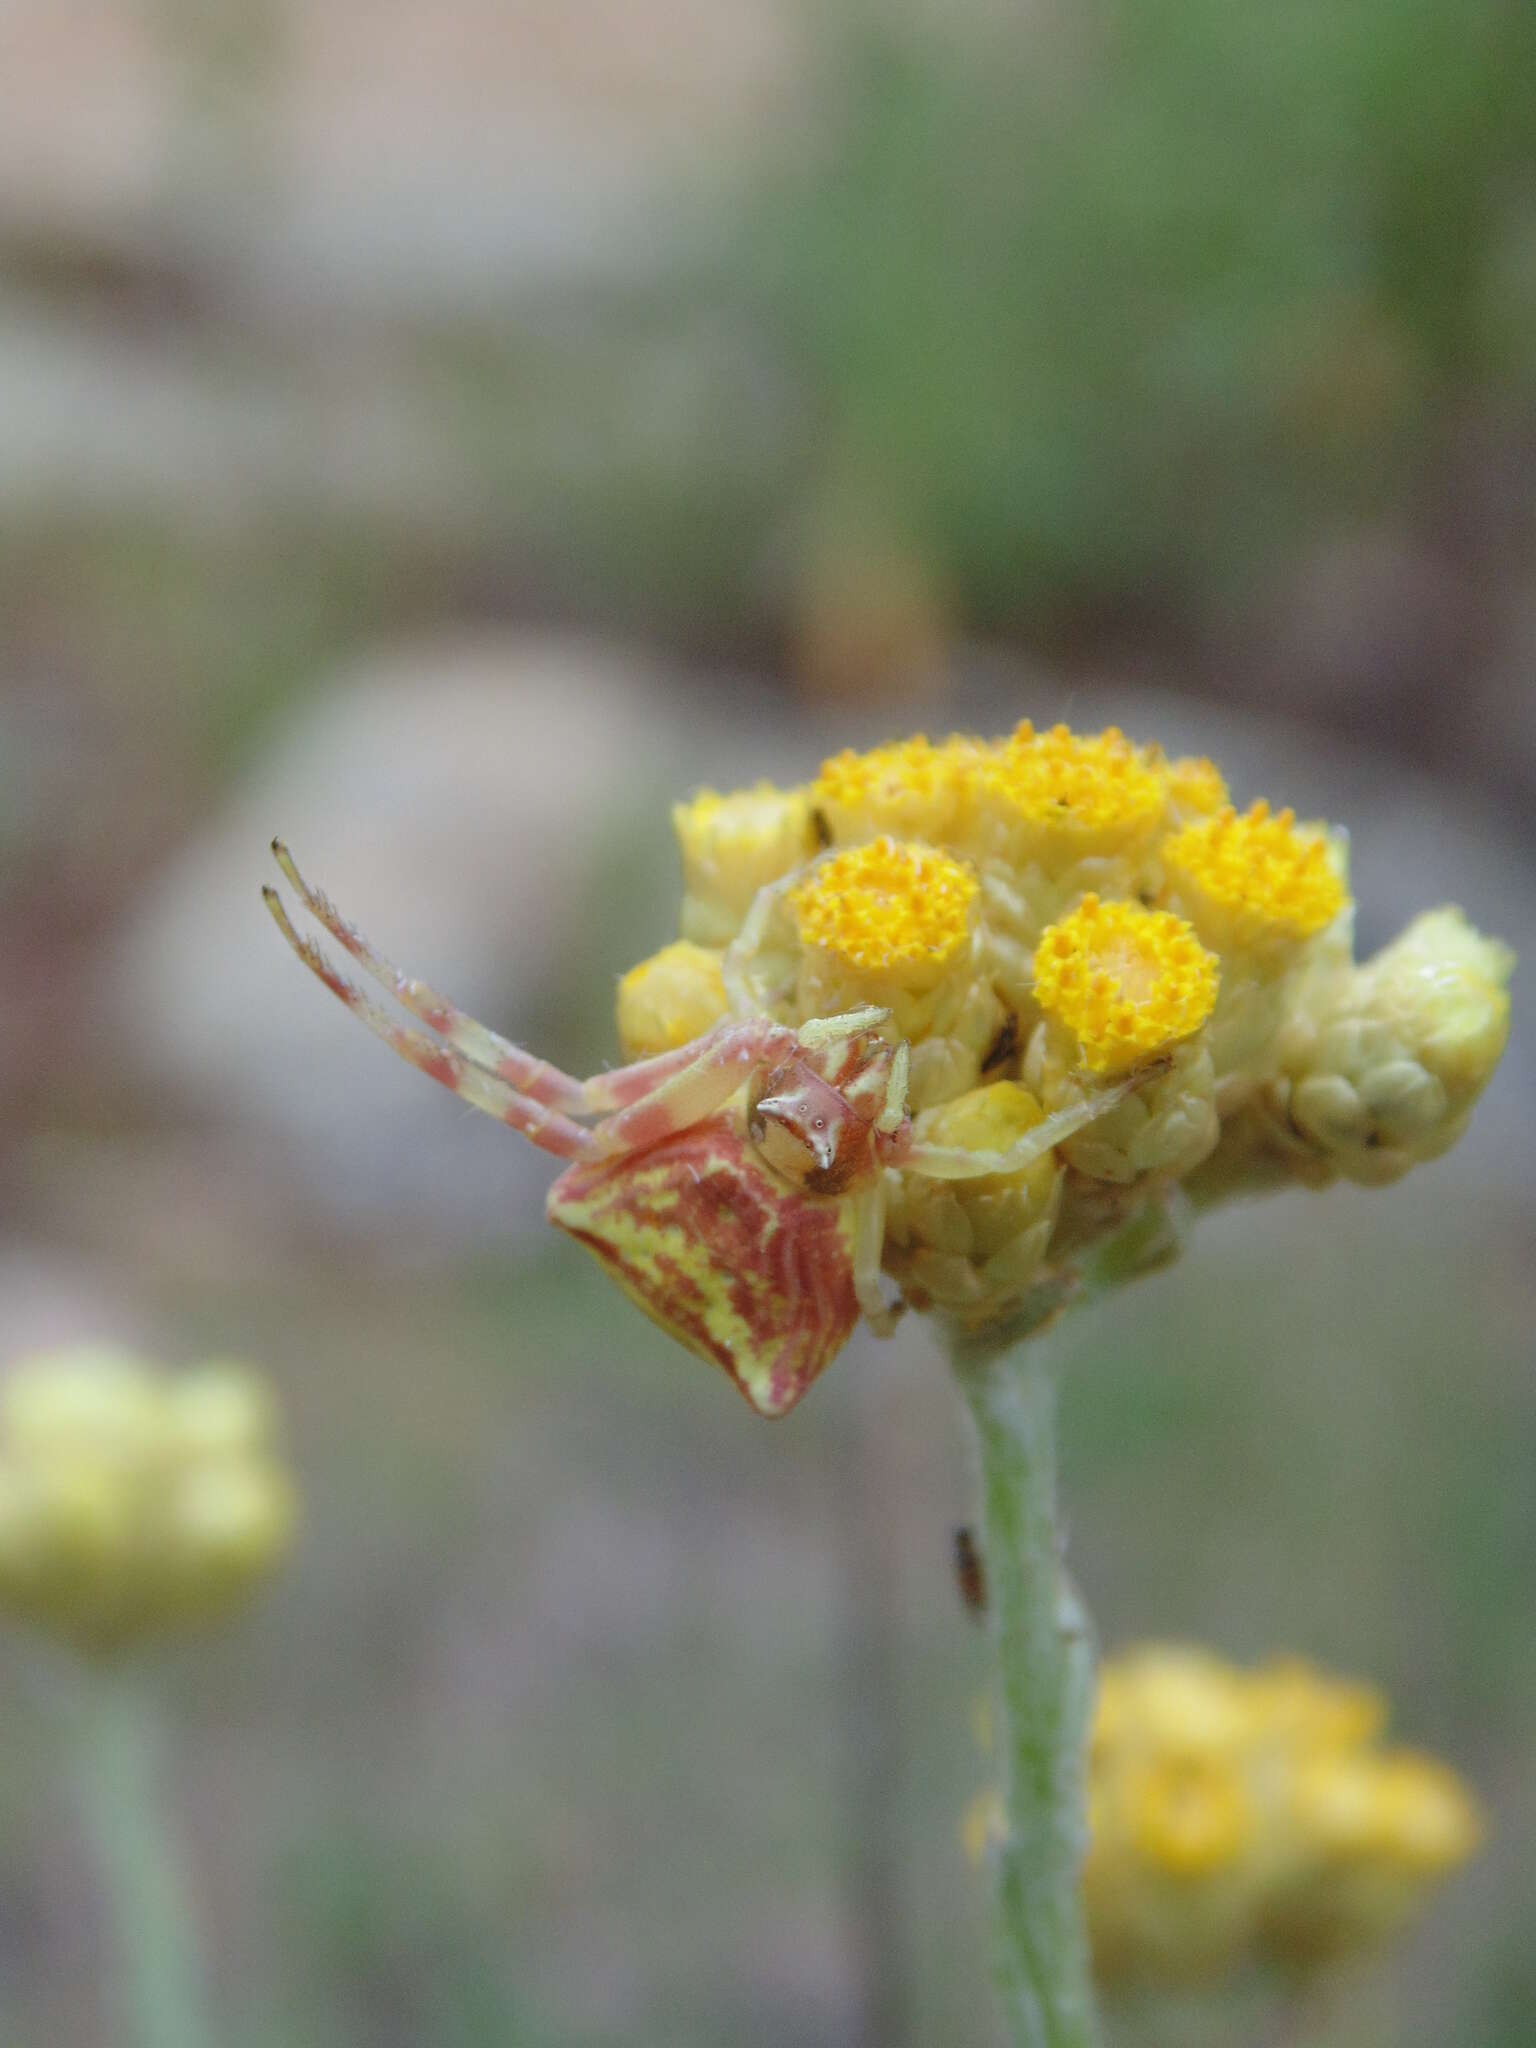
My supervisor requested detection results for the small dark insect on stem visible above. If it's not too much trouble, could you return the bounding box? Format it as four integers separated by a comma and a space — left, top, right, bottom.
952, 1525, 988, 1619
811, 807, 834, 850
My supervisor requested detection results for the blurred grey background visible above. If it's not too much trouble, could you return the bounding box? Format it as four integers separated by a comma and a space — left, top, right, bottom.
1, 2, 1532, 2043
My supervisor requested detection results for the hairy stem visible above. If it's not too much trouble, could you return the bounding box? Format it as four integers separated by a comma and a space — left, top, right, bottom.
71, 1667, 213, 2048
954, 1338, 1101, 2048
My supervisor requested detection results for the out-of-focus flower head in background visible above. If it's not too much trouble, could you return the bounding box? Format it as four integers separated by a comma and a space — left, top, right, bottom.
966, 1645, 1484, 1991
0, 1348, 296, 1655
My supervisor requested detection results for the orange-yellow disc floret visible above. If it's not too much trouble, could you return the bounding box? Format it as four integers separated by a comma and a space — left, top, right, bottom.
1033, 896, 1220, 1075
988, 723, 1169, 840
1163, 801, 1345, 945
792, 838, 978, 974
812, 734, 984, 843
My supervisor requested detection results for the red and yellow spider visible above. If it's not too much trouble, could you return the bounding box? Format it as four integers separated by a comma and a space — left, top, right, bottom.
263, 842, 1129, 1417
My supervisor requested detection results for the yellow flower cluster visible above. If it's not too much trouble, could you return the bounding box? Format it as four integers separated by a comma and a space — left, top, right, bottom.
966, 1644, 1482, 1989
625, 720, 1511, 1332
0, 1348, 297, 1655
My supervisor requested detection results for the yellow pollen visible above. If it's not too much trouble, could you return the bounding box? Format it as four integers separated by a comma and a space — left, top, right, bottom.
988, 722, 1168, 838
792, 838, 978, 973
1032, 895, 1219, 1074
1162, 801, 1346, 942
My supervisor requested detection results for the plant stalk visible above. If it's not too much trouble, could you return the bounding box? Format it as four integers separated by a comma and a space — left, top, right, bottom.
71, 1665, 213, 2048
954, 1336, 1101, 2048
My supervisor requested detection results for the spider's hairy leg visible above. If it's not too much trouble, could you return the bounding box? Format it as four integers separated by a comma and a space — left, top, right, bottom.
850, 1179, 902, 1336
906, 1071, 1151, 1181
263, 885, 591, 1158
271, 841, 587, 1114
585, 1017, 800, 1159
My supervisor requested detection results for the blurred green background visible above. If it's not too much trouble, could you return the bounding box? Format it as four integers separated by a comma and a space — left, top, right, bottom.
1, 1, 1532, 2043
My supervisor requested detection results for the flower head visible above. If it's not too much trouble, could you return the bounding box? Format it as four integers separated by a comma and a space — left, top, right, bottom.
1162, 801, 1346, 952
617, 939, 729, 1060
985, 722, 1169, 846
1032, 896, 1220, 1076
266, 712, 1512, 1412
610, 717, 1512, 1357
791, 838, 979, 978
673, 782, 820, 946
813, 734, 984, 845
0, 1347, 297, 1655
970, 1644, 1482, 1989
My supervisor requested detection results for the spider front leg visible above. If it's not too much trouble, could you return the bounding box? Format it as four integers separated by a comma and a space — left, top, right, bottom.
272, 840, 591, 1113
584, 1018, 799, 1159
906, 1068, 1159, 1181
263, 884, 592, 1158
269, 842, 764, 1122
850, 1177, 903, 1337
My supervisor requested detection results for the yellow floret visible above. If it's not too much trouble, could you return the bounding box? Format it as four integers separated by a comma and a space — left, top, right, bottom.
672, 781, 820, 945
1164, 754, 1229, 819
616, 940, 729, 1060
1032, 896, 1219, 1075
791, 838, 978, 975
1162, 801, 1346, 947
812, 734, 985, 844
988, 723, 1169, 841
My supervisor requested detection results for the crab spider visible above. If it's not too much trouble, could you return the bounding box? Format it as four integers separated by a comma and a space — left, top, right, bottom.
264, 842, 1143, 1416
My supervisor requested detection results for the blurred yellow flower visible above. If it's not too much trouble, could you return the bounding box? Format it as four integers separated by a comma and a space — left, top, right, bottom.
0, 1348, 297, 1655
968, 1642, 1483, 1990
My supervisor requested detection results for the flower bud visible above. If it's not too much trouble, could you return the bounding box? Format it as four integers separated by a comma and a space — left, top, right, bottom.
884, 1082, 1062, 1319
673, 784, 820, 946
0, 1348, 297, 1655
1283, 908, 1512, 1183
616, 940, 730, 1060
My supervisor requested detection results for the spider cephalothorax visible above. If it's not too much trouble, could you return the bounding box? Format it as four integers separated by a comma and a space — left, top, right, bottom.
264, 843, 1128, 1415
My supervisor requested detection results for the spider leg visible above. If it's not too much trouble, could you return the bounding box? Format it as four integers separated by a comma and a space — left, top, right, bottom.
271, 841, 589, 1114
907, 1072, 1147, 1181
850, 1179, 902, 1336
585, 1017, 799, 1159
798, 1005, 892, 1048
263, 885, 590, 1159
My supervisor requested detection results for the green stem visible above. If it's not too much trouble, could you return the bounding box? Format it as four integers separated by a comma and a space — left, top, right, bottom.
70, 1666, 214, 2048
953, 1337, 1101, 2048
